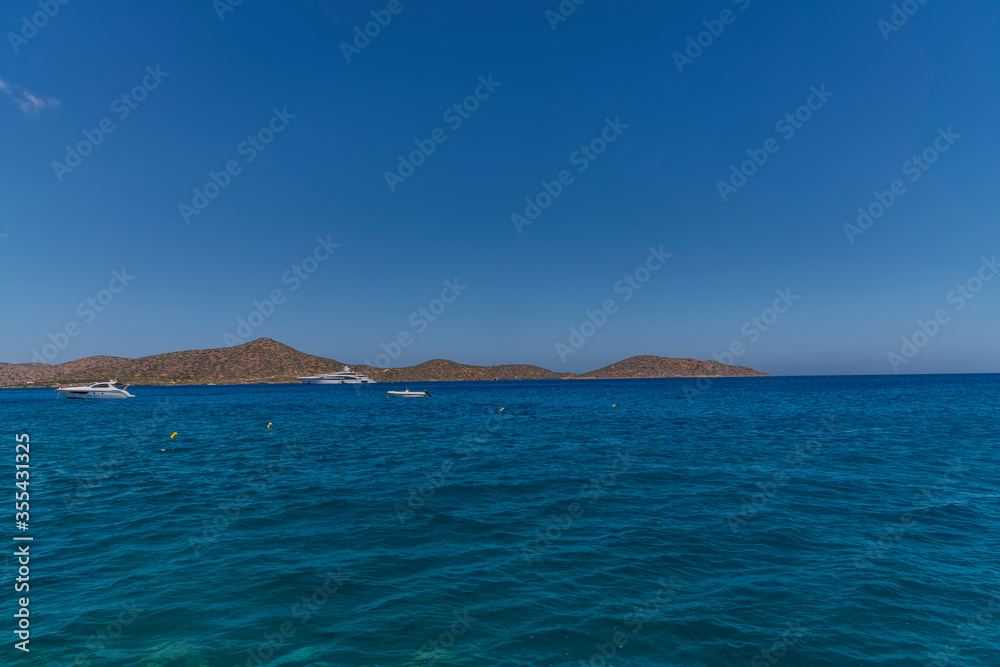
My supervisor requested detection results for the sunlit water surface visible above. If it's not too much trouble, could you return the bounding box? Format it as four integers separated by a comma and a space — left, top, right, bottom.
2, 375, 999, 666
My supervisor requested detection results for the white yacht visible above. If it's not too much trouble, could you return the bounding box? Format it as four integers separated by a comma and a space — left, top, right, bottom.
297, 366, 376, 385
56, 380, 135, 400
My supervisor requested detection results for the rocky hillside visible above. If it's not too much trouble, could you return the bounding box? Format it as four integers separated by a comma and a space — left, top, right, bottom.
355, 360, 568, 383
0, 339, 344, 386
579, 355, 769, 379
0, 339, 769, 387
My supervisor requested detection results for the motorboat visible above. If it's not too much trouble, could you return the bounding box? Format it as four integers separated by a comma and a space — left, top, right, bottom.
387, 389, 432, 398
297, 366, 376, 385
56, 380, 134, 400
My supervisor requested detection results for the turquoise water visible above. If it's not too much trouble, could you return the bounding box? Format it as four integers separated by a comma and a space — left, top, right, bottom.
2, 375, 999, 666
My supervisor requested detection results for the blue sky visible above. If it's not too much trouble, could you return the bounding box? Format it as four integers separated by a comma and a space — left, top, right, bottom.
1, 0, 998, 375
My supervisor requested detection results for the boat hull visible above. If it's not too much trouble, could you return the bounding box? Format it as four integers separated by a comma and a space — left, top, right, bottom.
387, 391, 429, 398
57, 390, 133, 399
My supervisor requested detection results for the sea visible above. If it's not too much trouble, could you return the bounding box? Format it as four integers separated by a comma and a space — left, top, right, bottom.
1, 374, 999, 666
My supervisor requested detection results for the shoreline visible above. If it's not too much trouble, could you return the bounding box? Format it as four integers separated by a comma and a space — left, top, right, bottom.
0, 374, 770, 389
0, 338, 770, 387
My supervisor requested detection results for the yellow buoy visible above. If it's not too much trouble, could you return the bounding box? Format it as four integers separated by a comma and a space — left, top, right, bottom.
499, 408, 504, 412
267, 423, 272, 428
170, 432, 177, 439
612, 404, 616, 407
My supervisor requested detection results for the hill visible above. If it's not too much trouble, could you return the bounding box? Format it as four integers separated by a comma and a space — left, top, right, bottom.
0, 339, 343, 386
0, 338, 769, 387
354, 360, 568, 383
578, 355, 767, 379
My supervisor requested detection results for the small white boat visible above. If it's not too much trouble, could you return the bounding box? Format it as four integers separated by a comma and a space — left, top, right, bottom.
56, 380, 134, 400
298, 366, 376, 384
387, 389, 432, 398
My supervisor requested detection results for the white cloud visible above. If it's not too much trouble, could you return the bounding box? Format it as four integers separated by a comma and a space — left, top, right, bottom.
0, 77, 59, 113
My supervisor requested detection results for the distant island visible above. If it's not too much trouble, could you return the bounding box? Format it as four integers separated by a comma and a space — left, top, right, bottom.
0, 338, 769, 387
